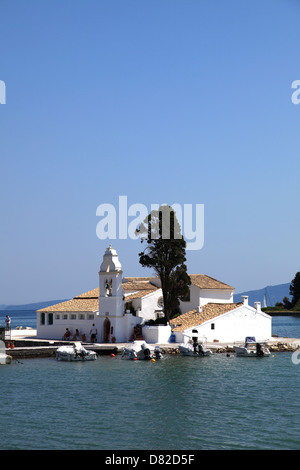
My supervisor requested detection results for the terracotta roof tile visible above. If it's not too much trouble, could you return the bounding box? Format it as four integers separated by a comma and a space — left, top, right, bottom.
189, 274, 234, 290
37, 275, 233, 313
170, 302, 242, 332
124, 289, 157, 301
37, 298, 99, 313
122, 277, 160, 291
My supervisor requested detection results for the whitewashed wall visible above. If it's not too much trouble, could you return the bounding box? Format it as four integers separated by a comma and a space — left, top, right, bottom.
182, 306, 272, 343
142, 325, 172, 343
179, 285, 201, 314
37, 310, 143, 343
37, 311, 98, 340
126, 289, 163, 321
199, 288, 233, 306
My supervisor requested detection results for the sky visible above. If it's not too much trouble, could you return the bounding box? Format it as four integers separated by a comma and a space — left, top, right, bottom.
1, 0, 300, 305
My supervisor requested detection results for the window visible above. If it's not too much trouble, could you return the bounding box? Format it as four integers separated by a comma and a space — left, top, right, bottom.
48, 313, 53, 325
55, 314, 60, 320
41, 313, 45, 325
63, 314, 68, 320
70, 314, 76, 320
88, 314, 95, 320
79, 314, 85, 320
211, 323, 215, 330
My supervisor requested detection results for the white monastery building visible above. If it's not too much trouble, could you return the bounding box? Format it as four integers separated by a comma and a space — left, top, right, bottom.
37, 246, 272, 343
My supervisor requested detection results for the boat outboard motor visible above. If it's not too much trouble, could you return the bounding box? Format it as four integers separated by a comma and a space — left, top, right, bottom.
256, 343, 264, 357
198, 343, 205, 356
143, 348, 151, 360
192, 340, 199, 354
154, 347, 162, 359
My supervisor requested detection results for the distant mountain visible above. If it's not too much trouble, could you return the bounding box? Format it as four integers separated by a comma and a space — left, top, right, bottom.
0, 283, 292, 310
0, 299, 69, 311
233, 283, 291, 307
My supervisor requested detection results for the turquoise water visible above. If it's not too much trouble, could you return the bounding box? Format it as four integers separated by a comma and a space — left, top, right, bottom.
1, 352, 300, 450
1, 311, 300, 450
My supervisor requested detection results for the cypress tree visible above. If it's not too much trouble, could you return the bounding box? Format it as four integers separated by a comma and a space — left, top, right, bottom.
136, 205, 191, 322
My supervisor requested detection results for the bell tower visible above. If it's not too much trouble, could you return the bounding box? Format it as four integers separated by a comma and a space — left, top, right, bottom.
98, 245, 124, 341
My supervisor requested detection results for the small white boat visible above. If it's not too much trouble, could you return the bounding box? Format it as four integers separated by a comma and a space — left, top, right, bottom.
56, 342, 97, 361
0, 340, 12, 365
122, 340, 162, 360
234, 337, 270, 357
179, 334, 212, 357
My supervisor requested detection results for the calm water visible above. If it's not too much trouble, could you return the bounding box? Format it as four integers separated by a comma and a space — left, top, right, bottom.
1, 311, 300, 450
1, 353, 300, 450
0, 310, 37, 330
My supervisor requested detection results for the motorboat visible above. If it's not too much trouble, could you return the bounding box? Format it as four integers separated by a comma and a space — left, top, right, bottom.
121, 340, 162, 360
179, 334, 212, 357
234, 337, 270, 357
56, 342, 97, 361
0, 340, 12, 365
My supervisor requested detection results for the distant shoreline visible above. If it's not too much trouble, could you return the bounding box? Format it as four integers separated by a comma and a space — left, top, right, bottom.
262, 310, 300, 316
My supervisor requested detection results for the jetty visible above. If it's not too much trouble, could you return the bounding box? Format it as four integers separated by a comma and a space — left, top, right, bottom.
4, 330, 300, 359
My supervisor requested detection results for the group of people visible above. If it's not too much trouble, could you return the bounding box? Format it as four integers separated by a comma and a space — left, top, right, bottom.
63, 324, 98, 343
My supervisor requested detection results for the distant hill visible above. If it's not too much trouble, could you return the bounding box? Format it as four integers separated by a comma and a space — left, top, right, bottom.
0, 282, 292, 310
0, 299, 69, 311
234, 283, 291, 307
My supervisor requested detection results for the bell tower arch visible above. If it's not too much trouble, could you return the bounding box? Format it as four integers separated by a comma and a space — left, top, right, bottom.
98, 245, 124, 341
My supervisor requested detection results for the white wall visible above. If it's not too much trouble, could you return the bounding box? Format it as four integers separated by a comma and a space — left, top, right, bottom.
126, 289, 163, 321
140, 289, 164, 321
179, 285, 201, 314
37, 310, 143, 343
97, 313, 142, 343
183, 306, 272, 343
37, 311, 98, 340
179, 286, 234, 315
142, 325, 172, 344
199, 289, 233, 306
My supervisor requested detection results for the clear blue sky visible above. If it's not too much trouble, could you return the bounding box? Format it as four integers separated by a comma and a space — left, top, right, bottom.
1, 0, 300, 304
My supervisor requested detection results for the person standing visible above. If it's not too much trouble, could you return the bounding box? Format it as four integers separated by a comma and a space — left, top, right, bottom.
5, 315, 11, 330
90, 324, 98, 343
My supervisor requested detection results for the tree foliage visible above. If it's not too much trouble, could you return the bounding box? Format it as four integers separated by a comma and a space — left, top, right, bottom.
290, 272, 300, 309
136, 205, 191, 322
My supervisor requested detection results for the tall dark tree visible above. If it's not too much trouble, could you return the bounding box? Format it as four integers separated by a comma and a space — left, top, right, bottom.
136, 205, 191, 322
290, 272, 300, 308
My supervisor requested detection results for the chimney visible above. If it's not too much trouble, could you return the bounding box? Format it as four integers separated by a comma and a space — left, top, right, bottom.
242, 295, 249, 306
254, 301, 261, 313
197, 306, 202, 313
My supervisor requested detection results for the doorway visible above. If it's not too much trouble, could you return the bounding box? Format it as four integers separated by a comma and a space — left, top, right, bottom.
104, 318, 111, 342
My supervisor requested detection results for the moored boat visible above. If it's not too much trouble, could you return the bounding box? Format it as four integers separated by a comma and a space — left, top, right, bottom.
179, 334, 212, 357
122, 340, 162, 360
234, 337, 270, 357
56, 342, 97, 361
0, 340, 12, 365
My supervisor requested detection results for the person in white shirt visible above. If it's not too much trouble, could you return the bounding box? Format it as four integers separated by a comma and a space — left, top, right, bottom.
90, 324, 98, 343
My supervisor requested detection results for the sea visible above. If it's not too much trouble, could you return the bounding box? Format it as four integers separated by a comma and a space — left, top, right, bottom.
1, 310, 300, 451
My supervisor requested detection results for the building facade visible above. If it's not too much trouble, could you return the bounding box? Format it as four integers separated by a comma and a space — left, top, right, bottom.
36, 246, 271, 343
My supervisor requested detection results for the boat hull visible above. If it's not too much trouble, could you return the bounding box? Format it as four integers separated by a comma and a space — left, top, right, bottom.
56, 351, 97, 361
121, 340, 162, 360
0, 353, 12, 364
56, 343, 97, 361
179, 345, 212, 357
234, 345, 270, 357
